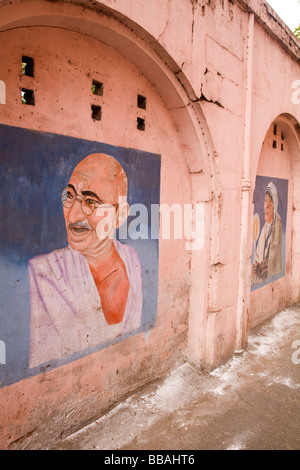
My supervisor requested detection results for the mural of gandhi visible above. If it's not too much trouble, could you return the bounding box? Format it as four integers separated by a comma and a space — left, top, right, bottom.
29, 153, 143, 367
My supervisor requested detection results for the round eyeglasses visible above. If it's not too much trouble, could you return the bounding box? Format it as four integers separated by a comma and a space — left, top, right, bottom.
61, 186, 118, 217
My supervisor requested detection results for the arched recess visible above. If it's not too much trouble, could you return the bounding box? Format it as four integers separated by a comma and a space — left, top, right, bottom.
0, 0, 220, 366
250, 113, 300, 328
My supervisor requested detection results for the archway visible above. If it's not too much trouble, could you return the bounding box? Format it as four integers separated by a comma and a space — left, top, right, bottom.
250, 113, 300, 328
0, 0, 220, 368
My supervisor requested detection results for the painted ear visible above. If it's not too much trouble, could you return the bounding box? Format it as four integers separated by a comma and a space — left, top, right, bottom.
116, 200, 129, 229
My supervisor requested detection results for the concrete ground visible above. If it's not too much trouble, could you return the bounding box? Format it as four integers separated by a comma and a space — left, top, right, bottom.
53, 306, 300, 451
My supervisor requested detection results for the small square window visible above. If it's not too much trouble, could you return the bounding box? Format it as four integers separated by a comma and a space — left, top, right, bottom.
137, 94, 146, 110
22, 56, 34, 77
21, 88, 35, 105
137, 117, 145, 131
91, 104, 102, 121
92, 80, 103, 96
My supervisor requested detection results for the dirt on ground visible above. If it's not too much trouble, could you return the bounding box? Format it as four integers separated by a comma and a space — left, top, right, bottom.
52, 306, 300, 451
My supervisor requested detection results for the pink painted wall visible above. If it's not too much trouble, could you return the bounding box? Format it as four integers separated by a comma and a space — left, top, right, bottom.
0, 25, 193, 449
248, 19, 300, 328
0, 0, 299, 449
250, 122, 293, 327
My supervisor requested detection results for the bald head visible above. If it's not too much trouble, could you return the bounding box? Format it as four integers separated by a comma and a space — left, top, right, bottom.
64, 153, 129, 256
71, 153, 128, 204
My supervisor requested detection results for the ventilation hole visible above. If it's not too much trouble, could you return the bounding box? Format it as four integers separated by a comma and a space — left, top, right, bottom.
137, 117, 145, 131
92, 80, 103, 96
281, 143, 284, 151
281, 132, 285, 141
273, 124, 277, 136
91, 104, 102, 121
137, 94, 146, 110
272, 140, 277, 149
22, 56, 34, 77
21, 88, 35, 105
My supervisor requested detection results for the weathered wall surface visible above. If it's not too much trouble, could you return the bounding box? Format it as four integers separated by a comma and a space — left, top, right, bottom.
249, 19, 300, 327
0, 0, 299, 449
0, 23, 193, 449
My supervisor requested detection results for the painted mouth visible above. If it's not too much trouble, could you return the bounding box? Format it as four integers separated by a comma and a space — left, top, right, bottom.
68, 223, 92, 236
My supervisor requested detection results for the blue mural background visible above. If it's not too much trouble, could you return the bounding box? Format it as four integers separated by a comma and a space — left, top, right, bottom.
251, 175, 288, 291
0, 124, 160, 386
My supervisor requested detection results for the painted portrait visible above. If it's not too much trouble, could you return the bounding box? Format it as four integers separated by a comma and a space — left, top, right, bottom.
251, 176, 288, 291
0, 124, 160, 386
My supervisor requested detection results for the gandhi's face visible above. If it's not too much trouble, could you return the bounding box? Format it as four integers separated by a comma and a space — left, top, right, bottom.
264, 194, 274, 224
63, 154, 126, 257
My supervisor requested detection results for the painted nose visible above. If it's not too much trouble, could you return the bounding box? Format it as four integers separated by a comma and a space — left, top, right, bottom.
68, 198, 86, 223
